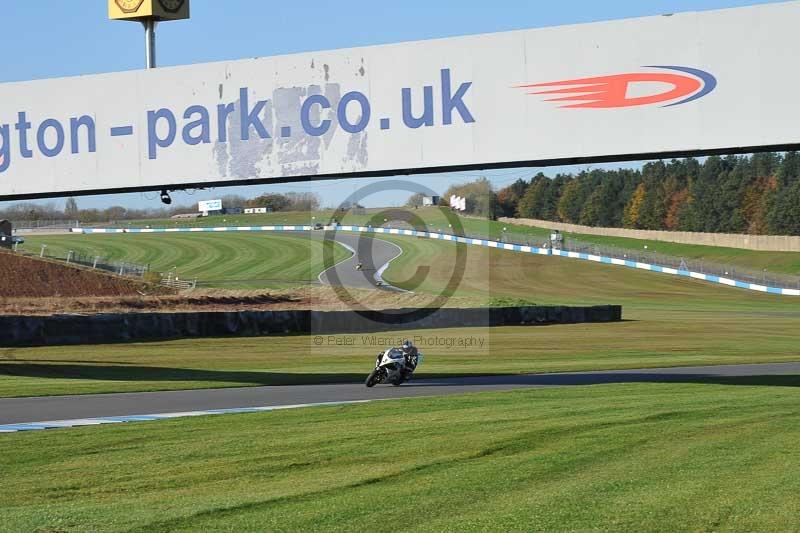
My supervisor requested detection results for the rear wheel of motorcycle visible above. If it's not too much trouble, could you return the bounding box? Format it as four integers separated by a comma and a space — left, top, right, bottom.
365, 369, 381, 388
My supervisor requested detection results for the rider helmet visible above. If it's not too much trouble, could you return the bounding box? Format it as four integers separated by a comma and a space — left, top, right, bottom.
402, 339, 413, 350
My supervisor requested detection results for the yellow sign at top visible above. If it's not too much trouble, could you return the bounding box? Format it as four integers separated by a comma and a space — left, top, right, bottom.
108, 0, 190, 21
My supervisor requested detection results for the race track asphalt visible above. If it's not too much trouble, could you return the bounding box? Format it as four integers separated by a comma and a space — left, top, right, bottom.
2, 362, 799, 425
317, 231, 403, 290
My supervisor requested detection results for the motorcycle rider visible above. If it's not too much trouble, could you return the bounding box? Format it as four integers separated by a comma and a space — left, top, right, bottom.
368, 340, 421, 387
401, 339, 419, 374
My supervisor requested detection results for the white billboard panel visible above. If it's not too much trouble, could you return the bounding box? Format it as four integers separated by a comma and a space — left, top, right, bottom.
198, 199, 222, 212
1, 2, 799, 199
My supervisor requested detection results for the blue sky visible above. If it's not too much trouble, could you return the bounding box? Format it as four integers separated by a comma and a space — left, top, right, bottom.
1, 0, 777, 211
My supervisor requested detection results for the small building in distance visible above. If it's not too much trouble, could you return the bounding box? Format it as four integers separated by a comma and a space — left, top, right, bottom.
422, 195, 441, 206
244, 207, 273, 214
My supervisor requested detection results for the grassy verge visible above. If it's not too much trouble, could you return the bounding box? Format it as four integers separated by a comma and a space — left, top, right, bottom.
379, 235, 798, 311
2, 381, 800, 531
2, 307, 798, 397
21, 233, 349, 288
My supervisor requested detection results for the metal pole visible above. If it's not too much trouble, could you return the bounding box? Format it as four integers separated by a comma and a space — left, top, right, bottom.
143, 19, 157, 69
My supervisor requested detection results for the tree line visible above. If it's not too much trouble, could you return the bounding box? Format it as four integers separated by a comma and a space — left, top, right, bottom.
0, 191, 321, 224
492, 153, 800, 235
406, 179, 499, 219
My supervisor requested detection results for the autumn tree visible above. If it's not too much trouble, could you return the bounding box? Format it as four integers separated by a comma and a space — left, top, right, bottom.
623, 183, 646, 228
664, 188, 690, 230
496, 179, 529, 217
517, 174, 551, 219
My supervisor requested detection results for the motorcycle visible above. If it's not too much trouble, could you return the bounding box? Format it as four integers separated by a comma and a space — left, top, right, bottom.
365, 347, 422, 387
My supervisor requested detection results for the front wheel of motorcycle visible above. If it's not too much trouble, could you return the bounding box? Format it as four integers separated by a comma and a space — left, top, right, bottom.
365, 369, 381, 388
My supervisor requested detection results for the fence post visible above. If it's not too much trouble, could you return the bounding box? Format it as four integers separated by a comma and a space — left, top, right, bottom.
93, 256, 99, 269
119, 264, 125, 276
66, 251, 73, 264
40, 244, 47, 258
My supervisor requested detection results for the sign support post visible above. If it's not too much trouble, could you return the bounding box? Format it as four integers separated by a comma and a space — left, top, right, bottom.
108, 1, 190, 70
143, 19, 156, 69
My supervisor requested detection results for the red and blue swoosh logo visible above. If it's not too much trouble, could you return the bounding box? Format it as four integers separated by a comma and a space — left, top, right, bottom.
516, 66, 717, 108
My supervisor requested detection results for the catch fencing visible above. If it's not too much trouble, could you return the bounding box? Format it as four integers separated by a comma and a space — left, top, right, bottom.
66, 251, 150, 278
23, 246, 200, 290
21, 246, 151, 280
11, 220, 81, 231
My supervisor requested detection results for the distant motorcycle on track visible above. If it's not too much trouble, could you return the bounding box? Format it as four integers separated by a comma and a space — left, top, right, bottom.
365, 347, 422, 387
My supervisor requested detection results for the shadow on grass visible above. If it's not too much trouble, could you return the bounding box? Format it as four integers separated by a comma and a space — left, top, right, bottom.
0, 363, 366, 387
406, 371, 800, 389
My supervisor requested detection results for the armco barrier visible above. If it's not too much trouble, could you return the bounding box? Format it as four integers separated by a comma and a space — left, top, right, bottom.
0, 305, 621, 347
76, 225, 800, 296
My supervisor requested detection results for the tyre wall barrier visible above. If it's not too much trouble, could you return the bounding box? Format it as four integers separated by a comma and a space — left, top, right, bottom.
77, 225, 800, 296
0, 305, 621, 347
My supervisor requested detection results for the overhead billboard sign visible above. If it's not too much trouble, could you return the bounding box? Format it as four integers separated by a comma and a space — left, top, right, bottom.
1, 2, 799, 200
198, 199, 222, 212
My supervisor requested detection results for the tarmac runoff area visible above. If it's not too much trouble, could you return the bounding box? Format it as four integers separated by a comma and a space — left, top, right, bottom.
2, 362, 799, 432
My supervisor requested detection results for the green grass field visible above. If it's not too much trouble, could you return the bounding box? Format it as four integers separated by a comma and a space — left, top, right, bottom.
115, 207, 800, 275
3, 310, 799, 398
21, 232, 348, 288
4, 210, 800, 531
380, 235, 796, 311
3, 218, 798, 398
3, 381, 800, 532
21, 208, 800, 290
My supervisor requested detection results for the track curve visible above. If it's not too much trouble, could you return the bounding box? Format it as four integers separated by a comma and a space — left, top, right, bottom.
317, 232, 404, 291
